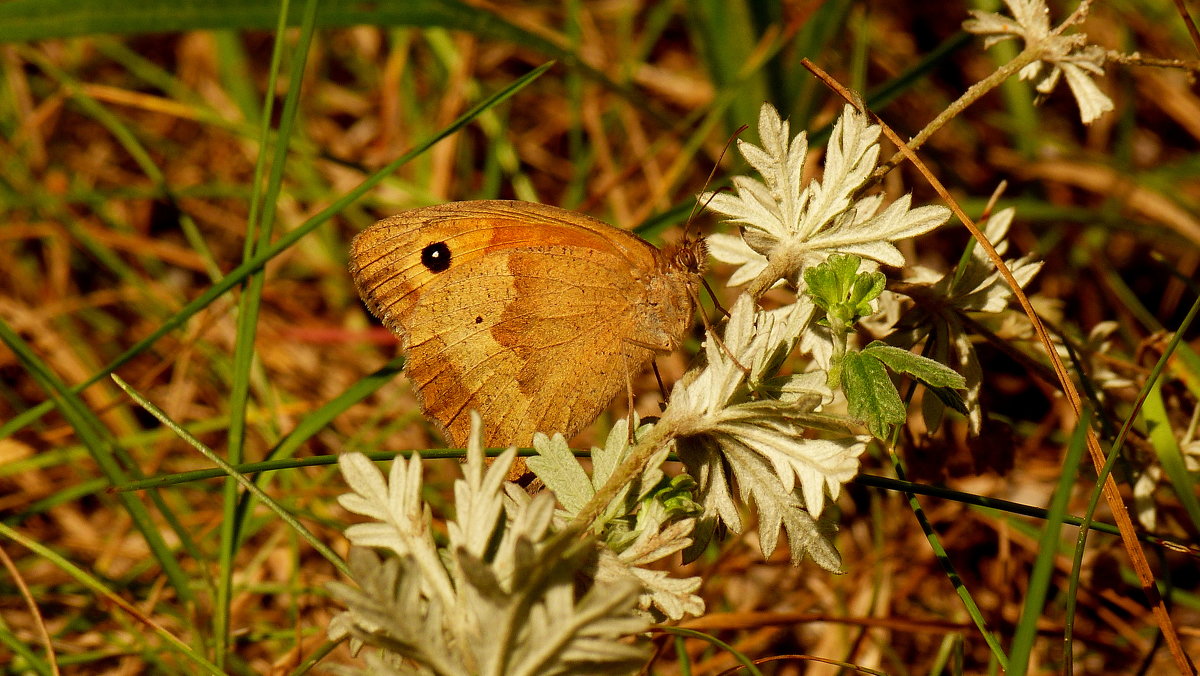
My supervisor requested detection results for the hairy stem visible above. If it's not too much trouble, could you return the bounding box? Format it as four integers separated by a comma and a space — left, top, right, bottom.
570, 420, 674, 532
745, 249, 798, 301
870, 42, 1044, 182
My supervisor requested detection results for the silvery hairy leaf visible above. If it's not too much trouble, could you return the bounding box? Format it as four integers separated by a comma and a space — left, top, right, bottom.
527, 420, 704, 620
703, 103, 950, 289
329, 412, 651, 676
662, 295, 864, 568
964, 0, 1113, 123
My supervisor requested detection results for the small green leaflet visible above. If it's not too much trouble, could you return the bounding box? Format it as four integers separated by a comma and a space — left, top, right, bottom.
803, 253, 885, 324
844, 342, 968, 439
841, 350, 906, 440
860, 342, 966, 388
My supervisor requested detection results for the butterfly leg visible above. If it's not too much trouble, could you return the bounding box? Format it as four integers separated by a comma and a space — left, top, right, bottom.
623, 356, 636, 446
701, 277, 730, 317
651, 360, 669, 410
689, 285, 749, 375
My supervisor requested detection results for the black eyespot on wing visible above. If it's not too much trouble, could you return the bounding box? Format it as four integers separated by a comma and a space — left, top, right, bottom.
421, 242, 452, 272
475, 316, 483, 324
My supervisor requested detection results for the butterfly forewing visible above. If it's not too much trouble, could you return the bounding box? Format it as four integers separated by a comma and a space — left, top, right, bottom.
349, 200, 698, 446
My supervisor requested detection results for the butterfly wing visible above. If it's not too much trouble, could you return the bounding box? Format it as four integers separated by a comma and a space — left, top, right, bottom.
350, 200, 694, 446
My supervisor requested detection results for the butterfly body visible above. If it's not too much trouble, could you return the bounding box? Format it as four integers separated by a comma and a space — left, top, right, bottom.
350, 200, 704, 447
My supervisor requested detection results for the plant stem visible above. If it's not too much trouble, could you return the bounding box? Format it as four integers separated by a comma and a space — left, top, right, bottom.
870, 42, 1044, 182
827, 316, 848, 389
570, 421, 674, 532
745, 249, 798, 301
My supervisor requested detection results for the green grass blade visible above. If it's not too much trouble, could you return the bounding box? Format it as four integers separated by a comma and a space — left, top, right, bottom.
852, 473, 1153, 546
1118, 567, 1200, 610
657, 627, 765, 676
685, 0, 767, 131
0, 61, 553, 441
1009, 409, 1092, 676
1063, 287, 1200, 674
1142, 380, 1200, 532
16, 46, 165, 185
0, 623, 53, 676
883, 346, 1009, 670
216, 0, 313, 662
113, 447, 479, 492
286, 638, 340, 675
867, 32, 972, 111
0, 0, 649, 122
778, 0, 852, 121
890, 458, 1009, 670
212, 31, 263, 125
226, 0, 304, 468
12, 477, 109, 519
112, 374, 350, 579
991, 34, 1037, 158
0, 0, 514, 42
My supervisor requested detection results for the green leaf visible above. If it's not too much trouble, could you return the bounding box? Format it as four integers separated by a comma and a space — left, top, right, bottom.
850, 269, 886, 316
861, 341, 967, 389
803, 253, 886, 326
803, 253, 861, 313
647, 475, 703, 521
928, 385, 970, 416
841, 350, 906, 439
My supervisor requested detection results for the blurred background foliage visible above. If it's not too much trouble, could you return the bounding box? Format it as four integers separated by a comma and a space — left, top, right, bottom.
1, 0, 1198, 673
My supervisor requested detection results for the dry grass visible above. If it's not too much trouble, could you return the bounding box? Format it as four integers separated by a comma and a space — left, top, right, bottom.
2, 1, 1199, 674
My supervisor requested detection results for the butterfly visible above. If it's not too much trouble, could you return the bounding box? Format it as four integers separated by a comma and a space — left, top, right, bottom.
349, 200, 706, 448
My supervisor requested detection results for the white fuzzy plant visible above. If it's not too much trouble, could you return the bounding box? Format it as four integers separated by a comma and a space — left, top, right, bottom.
329, 414, 652, 676
964, 0, 1114, 124
326, 102, 1045, 673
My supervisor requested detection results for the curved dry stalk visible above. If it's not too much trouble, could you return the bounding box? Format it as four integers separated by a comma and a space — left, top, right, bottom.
800, 58, 1195, 675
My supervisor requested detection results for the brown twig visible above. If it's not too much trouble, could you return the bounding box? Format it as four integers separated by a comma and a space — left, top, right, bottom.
0, 542, 60, 676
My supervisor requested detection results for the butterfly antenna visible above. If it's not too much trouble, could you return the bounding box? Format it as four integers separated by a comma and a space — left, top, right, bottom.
684, 123, 748, 236
673, 124, 752, 378
680, 125, 746, 321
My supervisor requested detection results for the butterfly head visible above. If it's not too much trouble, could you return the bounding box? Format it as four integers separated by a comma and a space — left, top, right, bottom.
665, 232, 708, 278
